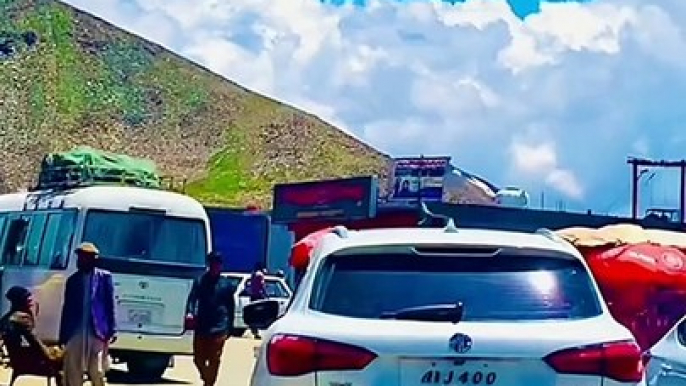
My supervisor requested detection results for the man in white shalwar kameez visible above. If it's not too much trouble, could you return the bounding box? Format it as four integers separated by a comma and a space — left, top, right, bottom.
59, 242, 116, 386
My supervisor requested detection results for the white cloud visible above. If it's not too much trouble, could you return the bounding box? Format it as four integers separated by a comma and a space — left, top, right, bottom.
508, 138, 583, 198
546, 169, 583, 199
63, 0, 686, 211
510, 140, 557, 176
631, 138, 649, 157
527, 2, 633, 54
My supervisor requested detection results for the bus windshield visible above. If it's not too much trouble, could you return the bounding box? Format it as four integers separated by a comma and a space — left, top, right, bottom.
83, 209, 207, 267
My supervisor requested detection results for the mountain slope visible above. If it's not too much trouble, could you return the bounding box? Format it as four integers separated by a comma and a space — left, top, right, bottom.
0, 0, 390, 206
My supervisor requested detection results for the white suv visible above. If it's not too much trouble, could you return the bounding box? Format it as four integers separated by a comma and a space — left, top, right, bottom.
247, 223, 646, 386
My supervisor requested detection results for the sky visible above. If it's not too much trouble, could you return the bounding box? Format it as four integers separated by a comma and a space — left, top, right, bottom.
63, 0, 686, 215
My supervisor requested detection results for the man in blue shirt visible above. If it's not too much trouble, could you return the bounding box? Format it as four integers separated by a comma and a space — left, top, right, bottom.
186, 252, 235, 386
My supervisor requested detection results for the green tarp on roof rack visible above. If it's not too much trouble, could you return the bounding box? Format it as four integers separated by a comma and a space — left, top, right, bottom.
36, 146, 161, 190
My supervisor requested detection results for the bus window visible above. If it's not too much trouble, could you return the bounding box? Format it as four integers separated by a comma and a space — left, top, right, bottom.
83, 209, 207, 266
2, 217, 29, 266
24, 212, 48, 266
0, 214, 7, 242
0, 214, 6, 258
40, 212, 76, 269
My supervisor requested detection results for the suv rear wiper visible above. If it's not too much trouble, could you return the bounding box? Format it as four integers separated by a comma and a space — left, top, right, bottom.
380, 302, 464, 324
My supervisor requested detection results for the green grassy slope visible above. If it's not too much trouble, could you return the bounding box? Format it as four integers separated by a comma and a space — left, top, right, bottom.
0, 0, 390, 206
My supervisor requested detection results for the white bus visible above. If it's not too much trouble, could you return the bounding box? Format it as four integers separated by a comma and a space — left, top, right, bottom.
0, 184, 210, 379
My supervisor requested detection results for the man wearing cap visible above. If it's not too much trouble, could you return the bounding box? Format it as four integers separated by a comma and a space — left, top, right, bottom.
59, 242, 116, 386
186, 252, 235, 386
0, 286, 64, 384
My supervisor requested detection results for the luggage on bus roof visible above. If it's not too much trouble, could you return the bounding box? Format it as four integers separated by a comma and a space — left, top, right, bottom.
36, 146, 162, 190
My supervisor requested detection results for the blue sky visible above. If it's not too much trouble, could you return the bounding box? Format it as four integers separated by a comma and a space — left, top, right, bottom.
65, 0, 686, 215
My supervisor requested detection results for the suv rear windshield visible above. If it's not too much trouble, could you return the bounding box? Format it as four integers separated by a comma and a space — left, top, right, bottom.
309, 253, 602, 321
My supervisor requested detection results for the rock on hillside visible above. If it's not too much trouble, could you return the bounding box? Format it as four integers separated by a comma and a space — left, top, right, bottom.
0, 0, 390, 206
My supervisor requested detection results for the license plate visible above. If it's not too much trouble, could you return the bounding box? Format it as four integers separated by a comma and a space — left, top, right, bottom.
402, 359, 500, 385
127, 309, 152, 324
419, 369, 497, 385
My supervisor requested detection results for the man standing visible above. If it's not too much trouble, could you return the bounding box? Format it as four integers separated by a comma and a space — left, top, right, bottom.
186, 252, 235, 386
247, 263, 267, 339
59, 242, 116, 386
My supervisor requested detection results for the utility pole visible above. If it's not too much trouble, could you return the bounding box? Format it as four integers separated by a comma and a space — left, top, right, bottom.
417, 154, 424, 204
627, 157, 686, 221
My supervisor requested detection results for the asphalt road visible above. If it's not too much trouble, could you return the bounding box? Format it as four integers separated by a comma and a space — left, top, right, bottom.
0, 337, 261, 386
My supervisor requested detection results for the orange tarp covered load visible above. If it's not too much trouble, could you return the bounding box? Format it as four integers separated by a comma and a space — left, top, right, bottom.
556, 224, 686, 349
557, 223, 686, 249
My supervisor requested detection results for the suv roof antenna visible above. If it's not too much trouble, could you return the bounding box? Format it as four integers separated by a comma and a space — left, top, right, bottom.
418, 202, 451, 228
444, 218, 459, 233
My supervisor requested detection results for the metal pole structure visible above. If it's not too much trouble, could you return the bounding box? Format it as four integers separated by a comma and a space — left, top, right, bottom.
417, 154, 424, 205
681, 163, 686, 222
630, 159, 639, 220
627, 157, 686, 223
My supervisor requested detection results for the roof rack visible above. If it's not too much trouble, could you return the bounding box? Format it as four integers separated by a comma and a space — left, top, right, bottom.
31, 165, 187, 193
160, 176, 188, 194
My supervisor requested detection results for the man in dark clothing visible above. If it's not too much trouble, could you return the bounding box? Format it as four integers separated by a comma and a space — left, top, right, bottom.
0, 286, 64, 386
186, 252, 235, 386
247, 263, 268, 339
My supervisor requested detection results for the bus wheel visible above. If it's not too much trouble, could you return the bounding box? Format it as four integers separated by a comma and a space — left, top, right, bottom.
126, 353, 171, 380
231, 328, 247, 337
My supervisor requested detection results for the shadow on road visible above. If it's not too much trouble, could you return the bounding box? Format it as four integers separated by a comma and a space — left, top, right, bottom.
106, 369, 191, 384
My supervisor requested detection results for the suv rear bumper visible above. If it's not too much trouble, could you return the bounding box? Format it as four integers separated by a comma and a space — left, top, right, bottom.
110, 331, 193, 356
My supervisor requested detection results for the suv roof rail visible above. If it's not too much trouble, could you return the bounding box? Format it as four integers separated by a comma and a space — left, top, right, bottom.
330, 225, 350, 238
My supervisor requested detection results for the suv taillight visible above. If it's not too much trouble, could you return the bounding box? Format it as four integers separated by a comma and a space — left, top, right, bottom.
266, 334, 377, 376
184, 314, 195, 331
544, 340, 644, 382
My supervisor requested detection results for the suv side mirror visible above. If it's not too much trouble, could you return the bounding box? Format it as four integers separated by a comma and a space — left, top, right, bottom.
243, 299, 280, 329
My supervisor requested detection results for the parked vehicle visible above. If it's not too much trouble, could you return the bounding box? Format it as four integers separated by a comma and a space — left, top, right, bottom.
646, 314, 686, 385
246, 224, 645, 386
0, 185, 210, 380
222, 272, 292, 337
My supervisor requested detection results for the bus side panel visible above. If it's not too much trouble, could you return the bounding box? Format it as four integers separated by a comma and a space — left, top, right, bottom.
0, 208, 82, 343
206, 208, 269, 273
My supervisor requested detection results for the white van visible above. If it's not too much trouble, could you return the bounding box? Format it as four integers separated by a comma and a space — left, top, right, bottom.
0, 185, 210, 380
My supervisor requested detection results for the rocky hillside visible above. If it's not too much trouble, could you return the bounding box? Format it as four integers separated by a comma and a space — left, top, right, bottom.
0, 0, 390, 206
